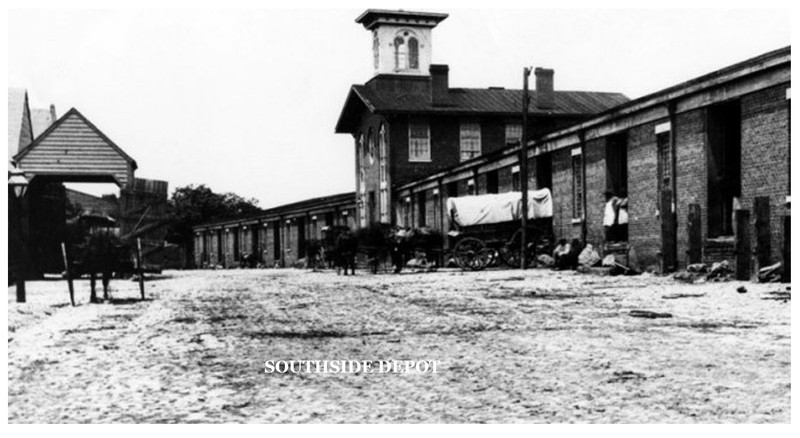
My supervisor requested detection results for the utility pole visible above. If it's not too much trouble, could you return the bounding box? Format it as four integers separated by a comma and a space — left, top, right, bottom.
520, 67, 532, 270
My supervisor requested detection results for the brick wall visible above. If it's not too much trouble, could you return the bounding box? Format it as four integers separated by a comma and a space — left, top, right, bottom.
261, 224, 272, 266
551, 148, 580, 241
739, 84, 790, 265
674, 108, 708, 267
284, 221, 298, 265
193, 234, 202, 267
382, 68, 788, 274
241, 228, 252, 258
224, 230, 234, 267
627, 122, 661, 269
208, 231, 218, 266
584, 138, 607, 250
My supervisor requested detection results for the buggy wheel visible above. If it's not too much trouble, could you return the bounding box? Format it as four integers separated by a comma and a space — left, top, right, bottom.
453, 237, 489, 271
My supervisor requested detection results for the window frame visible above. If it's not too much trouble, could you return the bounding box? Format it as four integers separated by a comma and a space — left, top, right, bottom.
408, 120, 431, 162
505, 123, 523, 146
460, 122, 482, 162
367, 127, 375, 165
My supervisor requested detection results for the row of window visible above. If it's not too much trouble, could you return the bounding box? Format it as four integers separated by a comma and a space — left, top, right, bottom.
408, 121, 523, 163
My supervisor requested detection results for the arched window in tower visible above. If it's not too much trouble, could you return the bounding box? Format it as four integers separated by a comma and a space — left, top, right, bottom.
394, 36, 407, 70
408, 37, 419, 70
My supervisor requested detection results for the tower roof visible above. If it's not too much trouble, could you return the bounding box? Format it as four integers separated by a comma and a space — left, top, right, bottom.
355, 9, 448, 30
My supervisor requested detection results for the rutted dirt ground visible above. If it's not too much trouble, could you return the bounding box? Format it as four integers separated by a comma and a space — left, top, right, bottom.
7, 268, 790, 423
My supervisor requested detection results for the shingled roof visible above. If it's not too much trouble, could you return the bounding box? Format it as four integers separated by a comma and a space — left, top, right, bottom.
336, 84, 629, 133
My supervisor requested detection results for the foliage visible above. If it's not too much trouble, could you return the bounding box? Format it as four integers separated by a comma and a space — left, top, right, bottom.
164, 184, 262, 247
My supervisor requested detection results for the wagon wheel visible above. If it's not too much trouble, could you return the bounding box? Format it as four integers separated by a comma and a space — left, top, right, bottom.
453, 237, 489, 271
476, 248, 495, 271
499, 229, 537, 268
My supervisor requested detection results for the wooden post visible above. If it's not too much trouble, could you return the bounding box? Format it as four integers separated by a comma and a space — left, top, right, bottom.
735, 209, 751, 281
61, 243, 75, 307
660, 189, 677, 273
136, 238, 145, 300
783, 215, 791, 283
687, 203, 702, 264
754, 197, 771, 269
520, 67, 532, 270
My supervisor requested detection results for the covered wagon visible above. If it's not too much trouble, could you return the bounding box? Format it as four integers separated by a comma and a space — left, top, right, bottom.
446, 189, 554, 270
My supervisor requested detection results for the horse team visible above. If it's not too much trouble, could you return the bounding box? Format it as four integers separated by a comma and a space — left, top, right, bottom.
318, 224, 443, 276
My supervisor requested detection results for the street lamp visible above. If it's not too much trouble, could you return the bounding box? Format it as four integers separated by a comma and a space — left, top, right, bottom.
8, 166, 29, 303
9, 167, 28, 198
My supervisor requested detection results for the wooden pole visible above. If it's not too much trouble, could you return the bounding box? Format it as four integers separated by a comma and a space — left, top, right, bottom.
661, 189, 677, 273
15, 195, 28, 303
61, 243, 75, 307
136, 238, 145, 300
754, 197, 771, 269
687, 203, 702, 264
520, 67, 532, 270
734, 209, 751, 281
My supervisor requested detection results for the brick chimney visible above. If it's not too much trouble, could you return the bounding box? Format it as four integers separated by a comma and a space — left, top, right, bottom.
49, 104, 57, 123
535, 67, 555, 109
430, 64, 449, 105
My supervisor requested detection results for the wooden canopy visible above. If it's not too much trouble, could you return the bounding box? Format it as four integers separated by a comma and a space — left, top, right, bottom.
14, 108, 137, 187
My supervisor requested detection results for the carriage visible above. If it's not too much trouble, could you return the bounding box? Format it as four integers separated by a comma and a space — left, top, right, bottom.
446, 189, 554, 271
65, 213, 135, 279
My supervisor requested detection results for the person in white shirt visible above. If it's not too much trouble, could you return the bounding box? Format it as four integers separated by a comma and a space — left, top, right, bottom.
604, 191, 629, 242
604, 191, 620, 242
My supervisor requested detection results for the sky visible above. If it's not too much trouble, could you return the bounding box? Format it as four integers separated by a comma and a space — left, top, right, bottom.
7, 6, 790, 209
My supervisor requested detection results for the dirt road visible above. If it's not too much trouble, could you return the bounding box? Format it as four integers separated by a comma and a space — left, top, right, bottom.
7, 268, 791, 423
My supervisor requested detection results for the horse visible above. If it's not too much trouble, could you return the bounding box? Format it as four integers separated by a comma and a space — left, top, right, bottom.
333, 229, 358, 275
65, 213, 130, 303
321, 225, 350, 270
353, 223, 395, 274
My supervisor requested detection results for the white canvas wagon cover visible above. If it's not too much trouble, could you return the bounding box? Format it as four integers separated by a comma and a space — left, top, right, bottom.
447, 189, 553, 227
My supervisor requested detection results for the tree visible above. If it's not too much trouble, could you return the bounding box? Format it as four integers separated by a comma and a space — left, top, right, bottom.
165, 184, 262, 264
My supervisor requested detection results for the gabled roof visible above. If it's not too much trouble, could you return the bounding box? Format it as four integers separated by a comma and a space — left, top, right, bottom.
14, 107, 138, 170
335, 84, 629, 133
8, 88, 32, 162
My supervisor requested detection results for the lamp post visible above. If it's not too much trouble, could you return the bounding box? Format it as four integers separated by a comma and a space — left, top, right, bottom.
8, 167, 29, 303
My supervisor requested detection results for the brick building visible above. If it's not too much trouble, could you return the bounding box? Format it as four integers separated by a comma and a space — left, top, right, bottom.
191, 10, 789, 277
192, 192, 356, 268
335, 9, 628, 228
393, 46, 790, 273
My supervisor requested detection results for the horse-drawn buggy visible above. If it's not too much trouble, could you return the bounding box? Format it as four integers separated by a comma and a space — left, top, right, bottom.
65, 211, 163, 302
446, 189, 554, 271
64, 213, 135, 302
